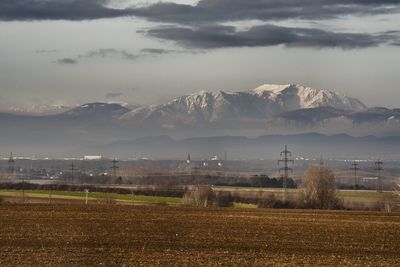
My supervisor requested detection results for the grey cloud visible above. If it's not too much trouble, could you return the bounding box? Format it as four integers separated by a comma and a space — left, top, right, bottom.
79, 48, 139, 60
145, 24, 400, 49
140, 48, 175, 54
0, 0, 131, 21
124, 0, 400, 24
54, 48, 185, 65
1, 0, 400, 22
105, 92, 123, 98
139, 48, 194, 55
35, 49, 59, 54
55, 58, 78, 64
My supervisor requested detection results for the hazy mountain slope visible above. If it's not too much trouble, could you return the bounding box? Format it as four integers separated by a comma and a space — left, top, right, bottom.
61, 102, 131, 118
0, 103, 134, 156
270, 107, 400, 136
4, 84, 400, 157
100, 133, 400, 160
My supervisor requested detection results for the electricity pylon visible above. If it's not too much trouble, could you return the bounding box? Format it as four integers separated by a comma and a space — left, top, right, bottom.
70, 161, 75, 184
351, 161, 360, 190
375, 160, 384, 192
278, 145, 294, 203
111, 158, 119, 183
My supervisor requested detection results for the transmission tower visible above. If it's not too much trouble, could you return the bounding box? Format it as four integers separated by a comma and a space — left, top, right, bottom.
111, 158, 119, 182
8, 152, 15, 174
375, 160, 384, 192
351, 161, 360, 190
278, 145, 294, 203
186, 153, 191, 165
70, 161, 75, 184
223, 151, 227, 176
319, 155, 324, 170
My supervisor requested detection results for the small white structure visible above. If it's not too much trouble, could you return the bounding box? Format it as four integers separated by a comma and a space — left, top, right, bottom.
84, 155, 102, 160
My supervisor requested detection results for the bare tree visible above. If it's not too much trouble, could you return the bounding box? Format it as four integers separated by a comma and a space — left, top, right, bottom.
300, 166, 338, 209
182, 186, 216, 207
393, 179, 400, 211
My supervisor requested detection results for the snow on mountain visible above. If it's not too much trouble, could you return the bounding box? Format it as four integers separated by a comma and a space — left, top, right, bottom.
120, 84, 366, 128
62, 102, 131, 117
7, 104, 75, 115
251, 84, 366, 111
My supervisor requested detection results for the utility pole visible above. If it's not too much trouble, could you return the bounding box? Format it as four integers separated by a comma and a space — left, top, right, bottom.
70, 161, 75, 184
351, 161, 360, 190
278, 145, 294, 203
375, 160, 384, 192
111, 158, 119, 184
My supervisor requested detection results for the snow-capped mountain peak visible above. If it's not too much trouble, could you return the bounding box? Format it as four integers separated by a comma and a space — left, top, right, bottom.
251, 83, 366, 111
120, 83, 367, 130
251, 83, 293, 95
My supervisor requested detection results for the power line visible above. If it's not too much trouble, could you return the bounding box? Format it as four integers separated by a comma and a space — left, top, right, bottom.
278, 145, 294, 203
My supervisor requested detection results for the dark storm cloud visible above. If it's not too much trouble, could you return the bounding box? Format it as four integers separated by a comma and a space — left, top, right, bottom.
1, 0, 400, 22
145, 24, 400, 49
55, 58, 78, 64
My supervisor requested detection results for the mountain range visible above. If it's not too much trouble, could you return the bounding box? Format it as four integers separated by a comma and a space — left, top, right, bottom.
1, 83, 400, 157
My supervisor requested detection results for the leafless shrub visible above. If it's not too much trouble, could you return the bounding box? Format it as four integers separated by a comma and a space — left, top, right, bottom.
215, 191, 234, 207
97, 193, 116, 205
182, 186, 216, 207
299, 166, 340, 209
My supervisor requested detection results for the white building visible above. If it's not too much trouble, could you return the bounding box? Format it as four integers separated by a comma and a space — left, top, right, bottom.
84, 155, 103, 160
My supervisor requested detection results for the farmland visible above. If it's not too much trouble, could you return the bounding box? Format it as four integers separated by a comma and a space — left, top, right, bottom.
0, 189, 181, 205
0, 204, 399, 266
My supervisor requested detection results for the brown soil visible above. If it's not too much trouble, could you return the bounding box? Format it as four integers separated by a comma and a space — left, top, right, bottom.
0, 204, 399, 266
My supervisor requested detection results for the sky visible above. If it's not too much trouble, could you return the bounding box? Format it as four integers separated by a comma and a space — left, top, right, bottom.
0, 0, 400, 111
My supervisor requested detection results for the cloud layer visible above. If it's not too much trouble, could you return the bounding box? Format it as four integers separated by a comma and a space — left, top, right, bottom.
147, 25, 400, 49
2, 0, 400, 50
54, 48, 187, 64
1, 0, 399, 22
131, 0, 400, 24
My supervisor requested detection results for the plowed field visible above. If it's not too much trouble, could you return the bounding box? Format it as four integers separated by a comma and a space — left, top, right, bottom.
1, 204, 399, 266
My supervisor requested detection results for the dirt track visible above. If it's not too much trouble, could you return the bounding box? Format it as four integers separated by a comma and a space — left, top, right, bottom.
0, 204, 399, 266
